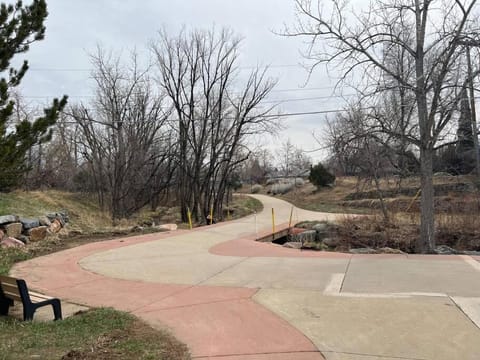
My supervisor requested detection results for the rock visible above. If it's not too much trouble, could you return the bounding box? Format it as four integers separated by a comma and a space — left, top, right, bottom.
1, 237, 25, 248
48, 219, 63, 234
434, 245, 458, 255
294, 230, 317, 244
4, 222, 22, 238
157, 223, 178, 231
283, 242, 302, 249
59, 210, 69, 224
28, 226, 48, 242
378, 247, 405, 254
462, 250, 480, 256
20, 218, 40, 230
46, 212, 68, 226
0, 229, 4, 239
0, 215, 17, 225
312, 223, 329, 233
322, 237, 340, 247
290, 227, 306, 235
38, 216, 52, 227
433, 172, 452, 177
349, 247, 378, 254
17, 235, 29, 244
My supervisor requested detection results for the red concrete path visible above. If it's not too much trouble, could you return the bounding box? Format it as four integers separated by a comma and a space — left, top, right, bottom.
12, 232, 324, 359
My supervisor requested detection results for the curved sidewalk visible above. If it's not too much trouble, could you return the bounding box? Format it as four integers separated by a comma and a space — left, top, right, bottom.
11, 195, 480, 360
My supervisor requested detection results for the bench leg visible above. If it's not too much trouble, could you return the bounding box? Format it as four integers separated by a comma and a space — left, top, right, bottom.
23, 306, 34, 321
24, 299, 62, 321
0, 298, 12, 316
51, 299, 62, 320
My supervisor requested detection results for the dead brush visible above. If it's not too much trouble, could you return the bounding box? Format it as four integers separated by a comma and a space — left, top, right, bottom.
436, 212, 480, 251
335, 214, 417, 253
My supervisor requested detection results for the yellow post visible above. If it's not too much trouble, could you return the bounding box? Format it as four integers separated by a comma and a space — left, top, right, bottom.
227, 208, 231, 221
271, 208, 275, 240
209, 205, 214, 225
187, 207, 193, 230
288, 206, 294, 229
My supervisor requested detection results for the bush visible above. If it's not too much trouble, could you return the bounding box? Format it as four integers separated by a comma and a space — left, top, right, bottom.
251, 184, 263, 194
309, 163, 335, 189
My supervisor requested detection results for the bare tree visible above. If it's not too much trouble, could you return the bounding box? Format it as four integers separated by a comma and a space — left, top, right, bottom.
70, 48, 174, 221
276, 139, 311, 177
290, 0, 480, 252
152, 27, 278, 222
327, 104, 397, 222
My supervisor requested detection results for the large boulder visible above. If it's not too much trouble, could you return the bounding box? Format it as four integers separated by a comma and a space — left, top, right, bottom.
294, 230, 317, 244
157, 223, 178, 231
349, 247, 378, 254
17, 234, 30, 244
28, 226, 48, 242
47, 211, 69, 226
38, 216, 52, 227
0, 215, 17, 225
323, 237, 340, 247
20, 218, 40, 230
4, 222, 22, 238
48, 219, 63, 234
283, 242, 302, 249
312, 222, 329, 234
434, 245, 458, 255
1, 237, 25, 248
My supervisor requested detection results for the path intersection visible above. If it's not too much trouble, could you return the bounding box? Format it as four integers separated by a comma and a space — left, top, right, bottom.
12, 195, 480, 360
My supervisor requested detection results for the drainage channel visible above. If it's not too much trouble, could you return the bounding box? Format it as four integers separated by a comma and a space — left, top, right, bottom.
256, 228, 291, 245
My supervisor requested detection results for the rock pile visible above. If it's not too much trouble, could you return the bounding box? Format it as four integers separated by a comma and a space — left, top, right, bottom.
288, 222, 339, 250
0, 211, 69, 248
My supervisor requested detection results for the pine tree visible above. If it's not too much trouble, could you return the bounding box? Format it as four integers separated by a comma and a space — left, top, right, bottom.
309, 163, 335, 190
0, 0, 67, 190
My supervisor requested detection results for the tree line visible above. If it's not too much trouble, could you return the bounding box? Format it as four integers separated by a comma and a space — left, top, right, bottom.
290, 0, 480, 253
0, 1, 278, 224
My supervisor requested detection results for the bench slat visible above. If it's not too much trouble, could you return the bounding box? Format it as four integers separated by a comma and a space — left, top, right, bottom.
2, 290, 22, 302
0, 275, 17, 285
1, 276, 22, 302
30, 295, 53, 303
1, 283, 21, 296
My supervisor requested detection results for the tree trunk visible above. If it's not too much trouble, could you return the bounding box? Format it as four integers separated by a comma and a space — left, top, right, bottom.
466, 46, 480, 177
418, 145, 435, 253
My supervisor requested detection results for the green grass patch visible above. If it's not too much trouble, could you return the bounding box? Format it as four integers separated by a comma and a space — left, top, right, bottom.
0, 248, 31, 276
0, 308, 190, 360
229, 195, 263, 219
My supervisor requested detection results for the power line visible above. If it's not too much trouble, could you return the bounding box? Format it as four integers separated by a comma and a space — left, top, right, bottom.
24, 108, 354, 124
21, 86, 347, 99
28, 63, 308, 73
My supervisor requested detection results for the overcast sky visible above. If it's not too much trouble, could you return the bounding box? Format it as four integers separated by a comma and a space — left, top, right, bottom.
16, 0, 352, 162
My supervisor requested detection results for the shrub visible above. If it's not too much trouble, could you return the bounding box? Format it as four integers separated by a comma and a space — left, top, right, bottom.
251, 184, 263, 194
309, 163, 335, 189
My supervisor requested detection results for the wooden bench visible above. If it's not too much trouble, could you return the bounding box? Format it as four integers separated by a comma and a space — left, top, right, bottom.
0, 275, 62, 321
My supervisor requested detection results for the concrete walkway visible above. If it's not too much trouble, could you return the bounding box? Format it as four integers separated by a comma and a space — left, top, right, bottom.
11, 195, 480, 360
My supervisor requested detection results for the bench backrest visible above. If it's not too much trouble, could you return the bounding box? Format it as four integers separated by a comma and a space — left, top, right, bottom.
0, 275, 22, 302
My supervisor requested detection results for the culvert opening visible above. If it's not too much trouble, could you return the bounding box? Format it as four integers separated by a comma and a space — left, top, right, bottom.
272, 235, 290, 245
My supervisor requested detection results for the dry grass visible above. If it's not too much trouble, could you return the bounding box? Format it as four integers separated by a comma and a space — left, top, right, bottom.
271, 175, 480, 253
